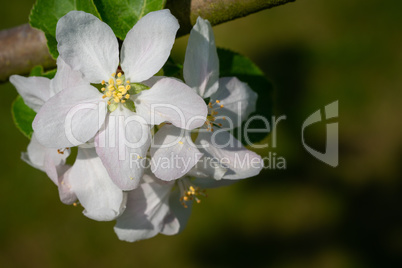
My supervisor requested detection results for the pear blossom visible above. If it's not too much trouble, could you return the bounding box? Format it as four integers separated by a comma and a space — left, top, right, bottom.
32, 10, 208, 191
10, 58, 126, 221
10, 57, 84, 204
150, 17, 262, 181
114, 167, 235, 242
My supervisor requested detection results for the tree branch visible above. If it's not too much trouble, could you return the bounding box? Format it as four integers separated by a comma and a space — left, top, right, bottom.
0, 0, 295, 82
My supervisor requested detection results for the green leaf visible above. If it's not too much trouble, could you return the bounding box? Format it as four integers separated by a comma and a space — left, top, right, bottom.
217, 48, 274, 145
130, 82, 150, 94
94, 0, 166, 40
163, 57, 182, 78
12, 96, 37, 139
30, 65, 57, 79
123, 99, 136, 113
29, 0, 101, 58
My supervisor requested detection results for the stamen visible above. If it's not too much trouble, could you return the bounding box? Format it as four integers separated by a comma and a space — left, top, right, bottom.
125, 94, 130, 99
101, 80, 105, 85
117, 72, 122, 77
116, 79, 122, 85
101, 87, 106, 92
108, 78, 114, 85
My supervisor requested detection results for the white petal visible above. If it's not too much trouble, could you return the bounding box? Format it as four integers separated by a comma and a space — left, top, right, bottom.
114, 175, 174, 242
56, 11, 119, 83
196, 130, 263, 179
192, 176, 238, 189
57, 166, 77, 205
183, 17, 219, 98
150, 125, 202, 181
10, 75, 51, 112
211, 77, 258, 129
50, 57, 88, 95
95, 107, 151, 191
121, 10, 179, 82
135, 78, 208, 130
165, 187, 192, 233
33, 84, 107, 148
187, 155, 227, 180
22, 133, 70, 185
141, 76, 165, 88
67, 147, 126, 221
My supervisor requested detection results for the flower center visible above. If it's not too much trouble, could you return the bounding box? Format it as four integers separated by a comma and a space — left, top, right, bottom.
205, 99, 225, 131
178, 178, 207, 208
101, 72, 131, 110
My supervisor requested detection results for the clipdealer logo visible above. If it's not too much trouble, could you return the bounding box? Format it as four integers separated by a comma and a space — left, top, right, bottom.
302, 101, 339, 167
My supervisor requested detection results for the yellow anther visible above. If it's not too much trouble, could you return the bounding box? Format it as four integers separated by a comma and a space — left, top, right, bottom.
107, 101, 111, 105
125, 94, 130, 99
114, 97, 120, 103
126, 84, 131, 90
222, 117, 226, 120
101, 80, 105, 85
137, 155, 142, 159
189, 186, 195, 192
118, 85, 125, 91
108, 78, 114, 85
196, 199, 201, 204
178, 141, 183, 144
121, 89, 127, 95
216, 100, 220, 104
121, 100, 126, 103
73, 203, 78, 207
101, 87, 106, 91
108, 85, 114, 90
126, 80, 130, 84
117, 72, 122, 77
111, 73, 116, 77
106, 91, 112, 97
116, 79, 122, 85
102, 95, 107, 99
183, 196, 189, 201
220, 104, 224, 108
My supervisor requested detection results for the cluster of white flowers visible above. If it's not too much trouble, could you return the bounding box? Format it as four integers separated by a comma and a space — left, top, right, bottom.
10, 10, 263, 242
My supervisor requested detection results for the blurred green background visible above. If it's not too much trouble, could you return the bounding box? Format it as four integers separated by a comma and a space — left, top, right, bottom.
1, 0, 402, 267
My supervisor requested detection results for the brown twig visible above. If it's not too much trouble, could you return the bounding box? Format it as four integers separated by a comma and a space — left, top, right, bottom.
0, 0, 295, 82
